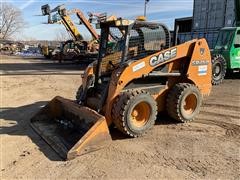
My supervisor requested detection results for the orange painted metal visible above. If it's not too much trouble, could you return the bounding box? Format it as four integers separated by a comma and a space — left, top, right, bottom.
81, 38, 212, 124
102, 39, 212, 124
82, 39, 212, 125
130, 102, 151, 128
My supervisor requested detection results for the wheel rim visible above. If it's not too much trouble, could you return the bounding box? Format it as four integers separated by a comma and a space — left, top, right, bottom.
131, 102, 151, 127
183, 93, 197, 115
213, 62, 222, 78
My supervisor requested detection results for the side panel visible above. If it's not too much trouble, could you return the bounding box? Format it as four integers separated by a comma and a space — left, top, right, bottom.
187, 39, 212, 95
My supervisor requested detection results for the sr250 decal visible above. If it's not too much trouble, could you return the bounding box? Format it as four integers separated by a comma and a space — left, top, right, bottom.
149, 48, 177, 67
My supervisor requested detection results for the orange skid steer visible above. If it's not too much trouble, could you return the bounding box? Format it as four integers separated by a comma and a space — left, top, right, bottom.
31, 19, 212, 160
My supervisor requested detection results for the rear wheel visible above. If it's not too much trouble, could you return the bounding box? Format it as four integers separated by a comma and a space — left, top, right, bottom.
212, 54, 227, 85
166, 83, 202, 122
112, 90, 157, 137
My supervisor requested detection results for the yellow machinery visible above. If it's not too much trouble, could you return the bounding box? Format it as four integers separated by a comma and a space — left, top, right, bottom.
41, 4, 103, 60
40, 45, 55, 59
31, 18, 212, 160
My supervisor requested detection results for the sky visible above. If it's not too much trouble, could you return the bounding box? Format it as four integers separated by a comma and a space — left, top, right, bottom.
3, 0, 194, 40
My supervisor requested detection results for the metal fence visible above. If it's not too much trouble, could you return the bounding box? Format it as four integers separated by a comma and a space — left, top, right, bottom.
177, 31, 219, 49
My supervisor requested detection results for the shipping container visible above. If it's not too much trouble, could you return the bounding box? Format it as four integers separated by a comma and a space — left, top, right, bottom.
236, 0, 240, 25
173, 0, 239, 49
177, 31, 219, 49
172, 17, 192, 45
174, 17, 192, 33
192, 0, 236, 31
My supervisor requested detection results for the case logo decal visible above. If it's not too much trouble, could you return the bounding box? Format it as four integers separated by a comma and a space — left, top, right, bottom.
149, 48, 177, 67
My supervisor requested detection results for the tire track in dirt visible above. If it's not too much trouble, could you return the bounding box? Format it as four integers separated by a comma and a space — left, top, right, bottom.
102, 138, 238, 179
201, 107, 239, 120
199, 111, 239, 123
196, 117, 240, 139
196, 100, 240, 139
203, 103, 240, 112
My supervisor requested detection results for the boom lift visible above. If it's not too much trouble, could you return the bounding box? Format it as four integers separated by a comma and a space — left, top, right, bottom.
31, 18, 212, 160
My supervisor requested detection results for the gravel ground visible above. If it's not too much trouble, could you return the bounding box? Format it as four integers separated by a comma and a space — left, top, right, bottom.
1, 55, 240, 179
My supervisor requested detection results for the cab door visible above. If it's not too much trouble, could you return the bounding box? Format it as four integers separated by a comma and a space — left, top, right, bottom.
230, 29, 240, 69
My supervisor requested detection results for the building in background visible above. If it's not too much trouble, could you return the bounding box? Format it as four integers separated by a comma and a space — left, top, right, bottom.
175, 0, 239, 48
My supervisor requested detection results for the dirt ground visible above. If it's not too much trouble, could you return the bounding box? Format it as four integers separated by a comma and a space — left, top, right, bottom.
1, 55, 240, 179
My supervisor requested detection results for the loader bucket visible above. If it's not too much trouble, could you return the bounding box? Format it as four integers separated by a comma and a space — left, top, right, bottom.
30, 96, 111, 160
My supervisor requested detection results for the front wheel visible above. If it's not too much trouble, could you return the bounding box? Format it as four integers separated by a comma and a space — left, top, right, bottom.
112, 90, 157, 137
212, 54, 227, 85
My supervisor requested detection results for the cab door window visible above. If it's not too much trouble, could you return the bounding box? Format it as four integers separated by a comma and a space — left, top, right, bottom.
215, 30, 234, 50
234, 30, 240, 48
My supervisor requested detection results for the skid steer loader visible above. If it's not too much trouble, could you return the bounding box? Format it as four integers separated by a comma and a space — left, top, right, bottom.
31, 18, 212, 160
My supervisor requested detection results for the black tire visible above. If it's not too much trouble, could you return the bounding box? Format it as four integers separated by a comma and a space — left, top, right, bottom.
76, 85, 83, 104
112, 90, 157, 137
166, 83, 202, 123
212, 54, 227, 85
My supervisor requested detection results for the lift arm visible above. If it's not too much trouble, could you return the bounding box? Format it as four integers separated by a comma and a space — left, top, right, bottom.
60, 14, 83, 41
74, 9, 99, 40
60, 8, 99, 41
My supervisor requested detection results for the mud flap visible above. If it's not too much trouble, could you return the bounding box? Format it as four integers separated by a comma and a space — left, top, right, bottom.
30, 96, 111, 160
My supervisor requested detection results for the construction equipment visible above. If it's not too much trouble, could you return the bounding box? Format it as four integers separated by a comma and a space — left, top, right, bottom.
0, 41, 24, 54
40, 45, 55, 59
211, 0, 240, 85
31, 18, 212, 160
41, 4, 104, 61
211, 27, 240, 84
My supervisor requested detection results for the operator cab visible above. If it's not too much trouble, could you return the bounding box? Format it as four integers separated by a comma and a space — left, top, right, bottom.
81, 19, 171, 111
95, 19, 171, 81
215, 27, 237, 50
214, 27, 240, 70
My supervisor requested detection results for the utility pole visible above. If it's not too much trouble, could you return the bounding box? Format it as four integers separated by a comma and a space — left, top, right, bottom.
144, 0, 150, 17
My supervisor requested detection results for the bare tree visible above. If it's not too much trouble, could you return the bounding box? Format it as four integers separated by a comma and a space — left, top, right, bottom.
55, 29, 72, 42
0, 3, 25, 40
